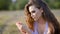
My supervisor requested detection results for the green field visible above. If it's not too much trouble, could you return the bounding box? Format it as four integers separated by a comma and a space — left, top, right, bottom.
0, 10, 60, 34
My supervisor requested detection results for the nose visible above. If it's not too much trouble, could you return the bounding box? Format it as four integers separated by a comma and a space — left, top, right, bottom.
31, 13, 35, 18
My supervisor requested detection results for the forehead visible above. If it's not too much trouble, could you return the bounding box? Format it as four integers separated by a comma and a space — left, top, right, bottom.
29, 5, 37, 12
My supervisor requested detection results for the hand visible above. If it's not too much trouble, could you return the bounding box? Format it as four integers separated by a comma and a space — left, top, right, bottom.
16, 22, 26, 34
16, 22, 32, 34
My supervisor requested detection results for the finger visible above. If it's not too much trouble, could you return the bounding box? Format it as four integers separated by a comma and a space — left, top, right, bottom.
21, 32, 26, 34
20, 30, 26, 34
16, 22, 22, 25
16, 22, 23, 27
16, 22, 23, 30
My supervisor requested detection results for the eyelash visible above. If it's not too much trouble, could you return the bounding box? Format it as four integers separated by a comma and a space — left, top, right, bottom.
31, 11, 35, 13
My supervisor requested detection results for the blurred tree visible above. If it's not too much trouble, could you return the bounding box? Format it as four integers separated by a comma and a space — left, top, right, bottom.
9, 0, 28, 10
44, 0, 60, 9
0, 0, 11, 10
0, 0, 60, 10
19, 0, 28, 10
9, 0, 17, 10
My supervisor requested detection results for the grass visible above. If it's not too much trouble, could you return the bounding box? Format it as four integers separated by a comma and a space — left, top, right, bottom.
0, 15, 11, 27
0, 15, 21, 34
3, 24, 21, 34
0, 12, 22, 34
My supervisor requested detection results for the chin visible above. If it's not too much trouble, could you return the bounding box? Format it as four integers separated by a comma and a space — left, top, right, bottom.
34, 19, 38, 21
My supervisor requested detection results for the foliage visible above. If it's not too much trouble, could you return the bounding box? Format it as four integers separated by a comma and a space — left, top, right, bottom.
0, 0, 11, 10
0, 0, 60, 10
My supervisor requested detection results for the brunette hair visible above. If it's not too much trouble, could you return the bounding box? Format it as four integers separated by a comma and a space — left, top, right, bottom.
24, 0, 60, 34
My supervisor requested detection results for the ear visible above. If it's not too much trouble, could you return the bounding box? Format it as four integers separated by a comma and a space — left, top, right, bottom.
40, 8, 43, 13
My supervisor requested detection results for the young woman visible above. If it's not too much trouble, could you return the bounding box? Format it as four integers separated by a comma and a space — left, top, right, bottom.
16, 0, 60, 34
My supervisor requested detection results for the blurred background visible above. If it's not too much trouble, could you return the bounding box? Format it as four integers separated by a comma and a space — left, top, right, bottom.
0, 0, 60, 34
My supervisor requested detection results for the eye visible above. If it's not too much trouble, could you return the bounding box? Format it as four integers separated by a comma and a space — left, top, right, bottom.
31, 11, 35, 13
36, 6, 40, 9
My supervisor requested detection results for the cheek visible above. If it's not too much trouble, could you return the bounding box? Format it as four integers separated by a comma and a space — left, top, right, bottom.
36, 11, 42, 18
36, 13, 40, 18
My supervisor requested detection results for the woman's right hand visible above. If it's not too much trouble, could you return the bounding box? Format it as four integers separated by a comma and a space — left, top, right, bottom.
16, 22, 32, 34
16, 22, 27, 34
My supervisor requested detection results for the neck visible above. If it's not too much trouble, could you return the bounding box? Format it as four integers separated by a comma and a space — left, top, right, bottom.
37, 16, 46, 24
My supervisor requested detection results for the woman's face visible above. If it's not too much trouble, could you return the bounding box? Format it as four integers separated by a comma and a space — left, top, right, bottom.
29, 5, 43, 21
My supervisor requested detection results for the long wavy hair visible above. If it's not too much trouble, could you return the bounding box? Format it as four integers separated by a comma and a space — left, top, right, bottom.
24, 0, 60, 34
